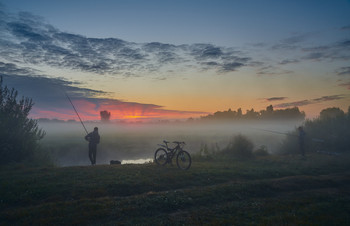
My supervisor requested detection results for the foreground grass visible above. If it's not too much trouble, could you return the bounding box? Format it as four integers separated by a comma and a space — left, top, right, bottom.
1, 153, 350, 225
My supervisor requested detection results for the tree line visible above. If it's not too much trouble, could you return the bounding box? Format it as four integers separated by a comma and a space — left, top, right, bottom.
280, 106, 350, 154
199, 105, 305, 121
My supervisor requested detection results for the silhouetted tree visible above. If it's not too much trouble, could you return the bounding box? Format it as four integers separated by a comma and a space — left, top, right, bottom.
320, 107, 345, 120
280, 106, 350, 154
266, 105, 273, 112
200, 106, 305, 121
237, 108, 242, 118
0, 76, 46, 164
100, 110, 111, 122
244, 108, 259, 119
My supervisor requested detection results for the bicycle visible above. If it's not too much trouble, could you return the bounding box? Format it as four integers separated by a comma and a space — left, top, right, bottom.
154, 140, 192, 170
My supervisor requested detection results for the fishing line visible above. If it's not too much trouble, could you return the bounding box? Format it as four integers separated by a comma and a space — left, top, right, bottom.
61, 87, 89, 135
253, 127, 324, 142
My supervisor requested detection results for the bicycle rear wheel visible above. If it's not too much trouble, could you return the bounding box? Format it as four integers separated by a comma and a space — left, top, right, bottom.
176, 150, 191, 170
154, 148, 168, 166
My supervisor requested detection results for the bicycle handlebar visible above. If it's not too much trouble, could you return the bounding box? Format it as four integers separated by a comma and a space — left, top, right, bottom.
173, 141, 186, 145
162, 140, 186, 145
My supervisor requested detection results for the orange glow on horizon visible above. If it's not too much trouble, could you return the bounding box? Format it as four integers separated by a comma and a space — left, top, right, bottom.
30, 95, 347, 122
31, 98, 207, 121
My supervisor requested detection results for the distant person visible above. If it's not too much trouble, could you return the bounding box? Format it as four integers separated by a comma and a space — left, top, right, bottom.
298, 126, 306, 156
85, 127, 100, 165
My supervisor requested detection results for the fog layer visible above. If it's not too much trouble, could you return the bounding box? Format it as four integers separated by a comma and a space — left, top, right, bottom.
39, 120, 303, 166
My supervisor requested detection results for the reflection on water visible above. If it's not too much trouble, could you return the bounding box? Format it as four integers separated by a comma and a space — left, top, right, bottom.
121, 158, 153, 164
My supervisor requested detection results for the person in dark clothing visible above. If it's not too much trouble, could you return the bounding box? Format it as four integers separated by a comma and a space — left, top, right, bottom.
298, 126, 306, 156
85, 127, 100, 165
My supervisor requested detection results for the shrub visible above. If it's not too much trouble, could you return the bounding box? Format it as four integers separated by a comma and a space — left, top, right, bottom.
0, 76, 48, 165
222, 134, 254, 159
254, 145, 270, 157
279, 106, 350, 155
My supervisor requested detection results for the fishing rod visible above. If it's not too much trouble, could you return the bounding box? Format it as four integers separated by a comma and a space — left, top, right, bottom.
64, 91, 89, 135
256, 128, 324, 142
257, 128, 296, 136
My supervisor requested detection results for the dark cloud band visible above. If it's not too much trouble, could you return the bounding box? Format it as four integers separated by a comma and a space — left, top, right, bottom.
0, 63, 207, 120
274, 95, 346, 108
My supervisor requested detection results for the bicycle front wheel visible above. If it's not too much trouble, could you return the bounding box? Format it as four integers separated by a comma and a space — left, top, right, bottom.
154, 148, 168, 166
176, 150, 191, 170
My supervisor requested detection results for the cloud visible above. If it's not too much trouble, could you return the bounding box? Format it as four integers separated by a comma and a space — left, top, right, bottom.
278, 59, 300, 65
336, 67, 350, 76
341, 25, 350, 30
300, 39, 350, 62
0, 69, 107, 107
339, 82, 350, 90
312, 95, 346, 102
0, 9, 250, 76
271, 34, 309, 50
338, 39, 350, 47
303, 52, 325, 61
260, 33, 350, 70
257, 65, 293, 76
0, 61, 38, 74
274, 95, 346, 108
220, 62, 245, 72
274, 100, 311, 108
0, 62, 207, 120
265, 97, 287, 102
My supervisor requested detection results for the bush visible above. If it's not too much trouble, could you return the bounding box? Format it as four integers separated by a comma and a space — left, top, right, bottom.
0, 77, 48, 165
222, 134, 254, 159
254, 145, 270, 157
279, 106, 350, 155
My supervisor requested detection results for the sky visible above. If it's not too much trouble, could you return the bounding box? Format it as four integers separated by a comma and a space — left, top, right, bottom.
0, 0, 349, 121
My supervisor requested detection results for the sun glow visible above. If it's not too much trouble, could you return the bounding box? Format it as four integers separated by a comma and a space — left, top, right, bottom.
31, 97, 207, 121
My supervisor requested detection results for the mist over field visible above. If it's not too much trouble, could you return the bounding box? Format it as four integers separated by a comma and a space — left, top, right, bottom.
38, 120, 303, 166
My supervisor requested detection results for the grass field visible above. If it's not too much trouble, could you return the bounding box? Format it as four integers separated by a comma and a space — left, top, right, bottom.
1, 153, 349, 225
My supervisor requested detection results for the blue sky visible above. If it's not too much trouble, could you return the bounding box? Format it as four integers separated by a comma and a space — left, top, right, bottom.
0, 0, 349, 120
3, 0, 349, 45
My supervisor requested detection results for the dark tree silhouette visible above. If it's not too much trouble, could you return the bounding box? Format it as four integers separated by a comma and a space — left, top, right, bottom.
320, 107, 345, 120
280, 106, 350, 154
200, 106, 305, 121
100, 110, 111, 122
0, 76, 45, 164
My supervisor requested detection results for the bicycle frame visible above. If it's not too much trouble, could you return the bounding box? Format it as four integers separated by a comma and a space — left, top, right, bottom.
154, 140, 192, 170
157, 141, 184, 161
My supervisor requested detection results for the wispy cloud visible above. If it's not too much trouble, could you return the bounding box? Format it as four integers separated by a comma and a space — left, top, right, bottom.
274, 95, 346, 108
265, 97, 287, 102
271, 33, 311, 50
253, 31, 350, 73
341, 25, 350, 30
336, 67, 350, 76
278, 59, 300, 65
313, 95, 346, 102
257, 65, 293, 76
300, 39, 350, 61
339, 82, 350, 90
274, 100, 311, 108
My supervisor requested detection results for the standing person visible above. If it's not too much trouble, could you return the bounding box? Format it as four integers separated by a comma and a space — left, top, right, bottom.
85, 127, 100, 165
298, 126, 306, 157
